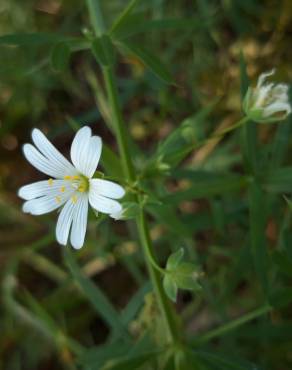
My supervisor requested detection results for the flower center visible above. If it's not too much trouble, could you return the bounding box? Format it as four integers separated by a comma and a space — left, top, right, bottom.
63, 175, 89, 193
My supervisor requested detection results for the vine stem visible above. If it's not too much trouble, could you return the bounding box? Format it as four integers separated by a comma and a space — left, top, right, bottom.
85, 0, 180, 345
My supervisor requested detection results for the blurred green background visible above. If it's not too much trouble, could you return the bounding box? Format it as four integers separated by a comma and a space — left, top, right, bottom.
1, 0, 292, 369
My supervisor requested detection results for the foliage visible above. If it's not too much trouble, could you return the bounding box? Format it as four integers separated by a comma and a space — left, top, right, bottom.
1, 0, 292, 369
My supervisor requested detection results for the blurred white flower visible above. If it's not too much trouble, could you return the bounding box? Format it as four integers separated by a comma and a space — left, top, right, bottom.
18, 126, 125, 249
243, 69, 291, 123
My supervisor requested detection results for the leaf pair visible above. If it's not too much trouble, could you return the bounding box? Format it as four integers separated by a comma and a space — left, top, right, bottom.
163, 248, 201, 302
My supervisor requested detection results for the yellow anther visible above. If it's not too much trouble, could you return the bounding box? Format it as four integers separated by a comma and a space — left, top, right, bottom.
48, 178, 54, 186
60, 186, 66, 193
55, 196, 61, 204
72, 175, 80, 180
71, 195, 78, 204
64, 176, 72, 180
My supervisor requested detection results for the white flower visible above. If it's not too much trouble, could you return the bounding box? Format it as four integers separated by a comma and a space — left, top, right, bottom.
243, 69, 291, 123
18, 126, 125, 249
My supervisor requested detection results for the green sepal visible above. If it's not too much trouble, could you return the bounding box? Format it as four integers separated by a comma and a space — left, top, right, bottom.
174, 263, 201, 291
163, 274, 178, 302
166, 248, 184, 271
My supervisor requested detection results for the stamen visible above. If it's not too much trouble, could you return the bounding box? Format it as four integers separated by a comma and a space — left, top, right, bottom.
60, 186, 66, 193
73, 175, 80, 180
55, 196, 61, 204
64, 175, 72, 180
71, 195, 78, 204
48, 178, 54, 186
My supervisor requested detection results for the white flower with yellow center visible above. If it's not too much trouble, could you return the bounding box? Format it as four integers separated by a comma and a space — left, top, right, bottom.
18, 126, 125, 249
243, 69, 291, 123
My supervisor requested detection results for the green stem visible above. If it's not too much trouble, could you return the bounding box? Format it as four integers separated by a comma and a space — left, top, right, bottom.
193, 304, 271, 344
103, 66, 179, 343
102, 67, 136, 182
85, 0, 180, 345
194, 116, 249, 149
86, 0, 105, 37
138, 209, 180, 343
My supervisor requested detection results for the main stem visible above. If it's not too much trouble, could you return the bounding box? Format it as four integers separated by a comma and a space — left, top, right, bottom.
102, 66, 180, 344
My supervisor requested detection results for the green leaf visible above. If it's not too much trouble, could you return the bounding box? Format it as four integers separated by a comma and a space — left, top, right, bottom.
271, 250, 292, 278
117, 41, 174, 84
162, 173, 248, 204
63, 249, 128, 338
100, 144, 124, 178
248, 181, 268, 295
263, 166, 292, 193
110, 0, 142, 35
195, 350, 258, 370
269, 287, 292, 309
92, 35, 115, 67
0, 32, 62, 46
269, 114, 292, 170
80, 341, 131, 370
163, 275, 178, 302
51, 42, 71, 72
166, 248, 184, 270
103, 351, 159, 370
111, 16, 214, 40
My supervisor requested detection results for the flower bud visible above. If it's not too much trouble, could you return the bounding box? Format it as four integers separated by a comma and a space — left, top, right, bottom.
243, 69, 291, 123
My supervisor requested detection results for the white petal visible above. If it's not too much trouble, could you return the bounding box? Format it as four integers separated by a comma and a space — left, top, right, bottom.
32, 129, 77, 176
23, 144, 64, 178
89, 179, 125, 199
110, 209, 124, 220
264, 101, 292, 117
70, 126, 91, 173
70, 194, 88, 249
22, 193, 68, 215
257, 69, 275, 88
89, 191, 122, 214
18, 179, 68, 200
81, 136, 102, 178
70, 126, 102, 178
56, 199, 75, 245
254, 84, 273, 108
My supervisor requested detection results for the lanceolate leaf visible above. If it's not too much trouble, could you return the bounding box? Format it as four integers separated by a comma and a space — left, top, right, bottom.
162, 174, 248, 204
248, 181, 268, 295
111, 16, 215, 40
117, 41, 174, 84
110, 0, 142, 35
51, 42, 71, 72
0, 32, 63, 46
263, 166, 292, 193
